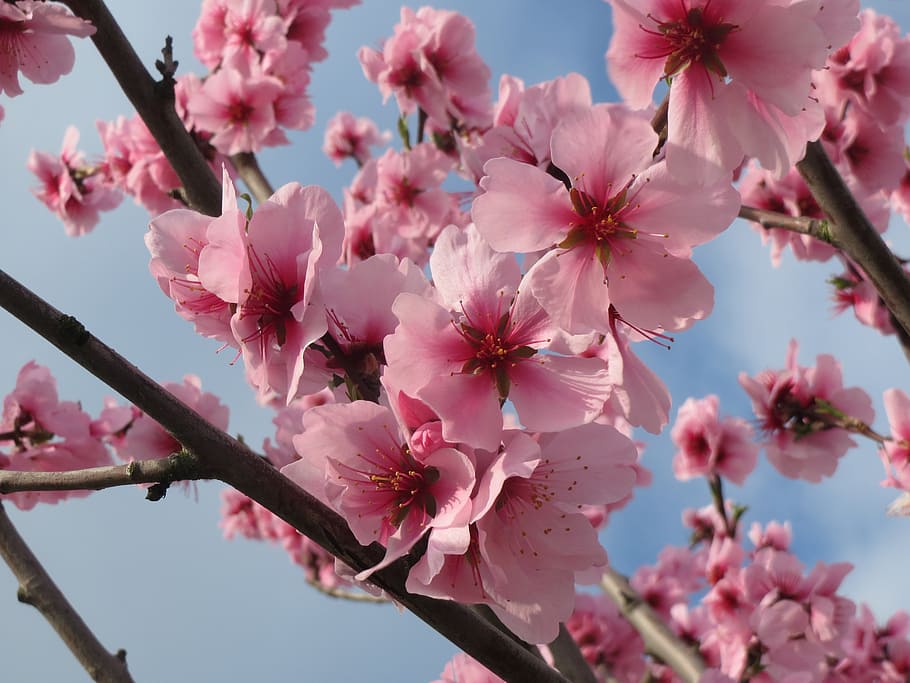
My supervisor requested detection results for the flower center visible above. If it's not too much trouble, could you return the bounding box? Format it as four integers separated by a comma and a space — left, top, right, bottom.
455, 309, 537, 400
640, 5, 739, 80
239, 244, 298, 352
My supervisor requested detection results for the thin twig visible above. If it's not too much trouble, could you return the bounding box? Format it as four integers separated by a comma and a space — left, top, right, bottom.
0, 452, 213, 495
0, 502, 135, 683
60, 0, 222, 216
306, 580, 389, 604
600, 568, 704, 683
738, 205, 835, 246
229, 152, 275, 203
797, 141, 910, 338
0, 268, 569, 683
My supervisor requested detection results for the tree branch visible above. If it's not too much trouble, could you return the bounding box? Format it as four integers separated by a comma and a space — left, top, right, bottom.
0, 502, 135, 683
600, 568, 704, 683
548, 624, 599, 683
797, 141, 910, 337
738, 205, 835, 246
60, 0, 222, 216
0, 452, 213, 496
229, 152, 275, 203
0, 267, 569, 683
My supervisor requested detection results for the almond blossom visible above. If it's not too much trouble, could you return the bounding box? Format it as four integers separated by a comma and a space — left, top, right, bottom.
384, 224, 611, 451
739, 340, 874, 482
605, 0, 859, 183
0, 0, 95, 97
473, 104, 739, 335
322, 111, 389, 167
283, 400, 475, 579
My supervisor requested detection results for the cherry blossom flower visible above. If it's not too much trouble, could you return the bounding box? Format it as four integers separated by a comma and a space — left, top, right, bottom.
283, 400, 475, 579
28, 126, 122, 236
473, 103, 739, 334
433, 653, 504, 683
0, 0, 95, 97
739, 340, 874, 482
605, 0, 859, 183
881, 388, 910, 492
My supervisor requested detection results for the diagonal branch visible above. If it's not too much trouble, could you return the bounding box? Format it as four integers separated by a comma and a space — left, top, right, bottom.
600, 568, 704, 683
738, 205, 835, 246
797, 141, 910, 337
0, 502, 135, 683
0, 267, 569, 683
60, 0, 222, 216
229, 152, 275, 203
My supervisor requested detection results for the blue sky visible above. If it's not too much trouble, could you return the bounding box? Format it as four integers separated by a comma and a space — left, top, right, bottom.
1, 1, 910, 681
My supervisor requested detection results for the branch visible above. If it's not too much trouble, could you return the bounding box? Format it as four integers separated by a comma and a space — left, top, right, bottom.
0, 502, 135, 683
60, 0, 222, 216
0, 267, 570, 683
797, 141, 910, 337
229, 152, 275, 203
0, 452, 213, 496
600, 568, 704, 683
738, 205, 835, 245
548, 624, 599, 683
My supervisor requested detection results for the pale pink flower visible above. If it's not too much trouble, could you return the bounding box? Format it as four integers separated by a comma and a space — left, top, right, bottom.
198, 181, 344, 402
739, 340, 874, 482
262, 388, 333, 469
881, 388, 910, 491
0, 0, 95, 97
28, 126, 122, 236
283, 401, 475, 579
671, 395, 759, 485
322, 111, 389, 166
384, 224, 611, 451
605, 0, 858, 183
192, 0, 287, 70
474, 104, 739, 334
1, 362, 112, 510
145, 168, 241, 345
565, 593, 646, 683
433, 653, 504, 683
830, 260, 896, 337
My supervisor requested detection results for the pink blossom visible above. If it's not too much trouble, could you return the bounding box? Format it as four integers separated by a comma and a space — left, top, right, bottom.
28, 126, 122, 236
110, 375, 229, 464
739, 340, 874, 482
192, 0, 287, 71
1, 362, 112, 510
145, 168, 241, 345
262, 388, 333, 469
565, 593, 646, 682
0, 0, 95, 97
881, 388, 910, 491
830, 260, 896, 336
322, 111, 389, 166
473, 104, 738, 334
283, 401, 475, 579
433, 653, 504, 683
188, 52, 285, 155
605, 0, 858, 183
818, 9, 910, 128
384, 224, 611, 451
198, 180, 345, 402
359, 6, 491, 130
671, 395, 759, 485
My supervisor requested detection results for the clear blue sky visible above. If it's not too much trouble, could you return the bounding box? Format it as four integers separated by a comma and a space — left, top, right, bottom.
1, 1, 909, 681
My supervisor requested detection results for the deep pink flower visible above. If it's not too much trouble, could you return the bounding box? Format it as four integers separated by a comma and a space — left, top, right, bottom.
433, 653, 504, 683
605, 0, 858, 182
881, 388, 910, 491
283, 401, 475, 578
474, 104, 738, 334
0, 0, 95, 97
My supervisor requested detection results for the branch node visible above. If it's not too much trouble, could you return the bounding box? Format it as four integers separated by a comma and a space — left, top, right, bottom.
115, 649, 128, 663
154, 35, 178, 84
17, 585, 33, 605
58, 315, 89, 347
125, 461, 140, 481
